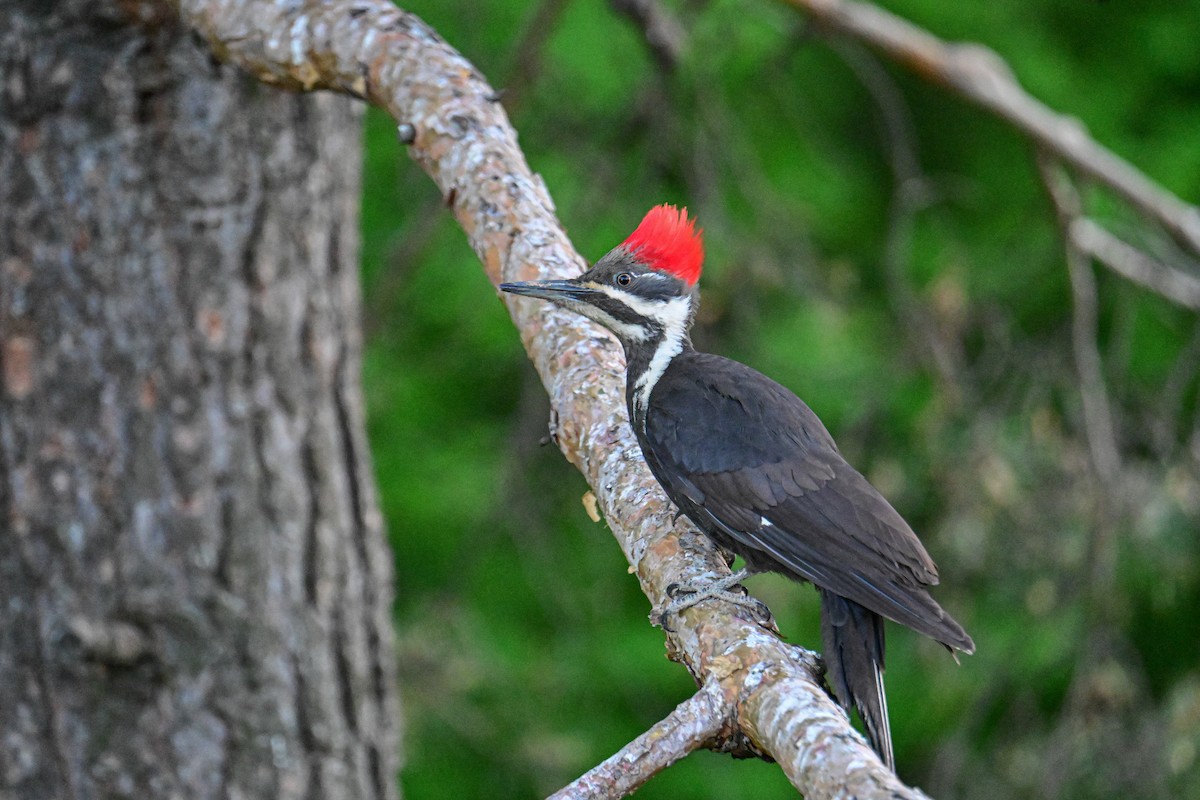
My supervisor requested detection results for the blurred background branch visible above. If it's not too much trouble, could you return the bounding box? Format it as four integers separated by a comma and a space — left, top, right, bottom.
782, 0, 1200, 302
609, 0, 687, 73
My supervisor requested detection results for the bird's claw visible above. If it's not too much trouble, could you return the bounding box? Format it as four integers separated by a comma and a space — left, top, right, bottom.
653, 607, 677, 633
748, 597, 773, 626
665, 582, 696, 600
653, 569, 770, 630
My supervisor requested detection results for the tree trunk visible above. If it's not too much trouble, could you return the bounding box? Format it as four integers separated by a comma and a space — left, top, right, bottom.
0, 4, 399, 799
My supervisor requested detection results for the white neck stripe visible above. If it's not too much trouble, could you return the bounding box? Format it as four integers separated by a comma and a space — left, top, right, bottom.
632, 294, 691, 414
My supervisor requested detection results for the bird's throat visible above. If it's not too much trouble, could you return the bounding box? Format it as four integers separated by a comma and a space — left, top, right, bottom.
626, 294, 693, 426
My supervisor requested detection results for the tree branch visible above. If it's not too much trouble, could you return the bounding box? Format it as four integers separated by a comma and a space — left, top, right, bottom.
832, 40, 970, 404
168, 0, 930, 796
1037, 154, 1125, 634
610, 0, 687, 73
1068, 219, 1200, 311
1037, 155, 1122, 489
547, 679, 732, 800
502, 0, 572, 112
780, 0, 1200, 278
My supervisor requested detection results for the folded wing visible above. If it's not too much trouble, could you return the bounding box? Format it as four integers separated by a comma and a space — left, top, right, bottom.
645, 352, 973, 652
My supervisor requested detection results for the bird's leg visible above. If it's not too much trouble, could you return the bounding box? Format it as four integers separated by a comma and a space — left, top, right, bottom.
654, 569, 772, 630
666, 568, 750, 600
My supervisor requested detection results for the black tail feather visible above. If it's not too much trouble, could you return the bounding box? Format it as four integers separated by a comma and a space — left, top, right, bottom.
819, 589, 894, 771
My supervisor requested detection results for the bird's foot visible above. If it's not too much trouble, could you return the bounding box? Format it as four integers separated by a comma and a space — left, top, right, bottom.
653, 569, 772, 630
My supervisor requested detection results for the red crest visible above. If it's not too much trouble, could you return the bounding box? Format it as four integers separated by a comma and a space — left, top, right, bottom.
621, 205, 704, 286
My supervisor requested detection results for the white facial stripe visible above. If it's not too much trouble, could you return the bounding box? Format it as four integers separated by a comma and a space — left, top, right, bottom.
576, 303, 649, 342
594, 285, 677, 320
632, 294, 692, 413
604, 318, 650, 342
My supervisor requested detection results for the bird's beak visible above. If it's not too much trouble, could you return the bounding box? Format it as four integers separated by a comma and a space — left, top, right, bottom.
498, 279, 598, 303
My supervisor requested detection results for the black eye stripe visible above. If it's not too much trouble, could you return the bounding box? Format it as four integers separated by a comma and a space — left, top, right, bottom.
591, 293, 664, 328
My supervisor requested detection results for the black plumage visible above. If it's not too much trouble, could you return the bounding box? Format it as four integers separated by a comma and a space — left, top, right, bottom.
500, 205, 973, 771
642, 352, 968, 648
638, 352, 973, 769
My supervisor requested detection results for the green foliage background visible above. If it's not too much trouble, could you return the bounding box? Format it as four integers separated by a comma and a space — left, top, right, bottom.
360, 1, 1200, 797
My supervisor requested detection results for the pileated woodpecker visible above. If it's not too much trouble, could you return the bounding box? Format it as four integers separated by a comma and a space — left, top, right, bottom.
500, 205, 973, 770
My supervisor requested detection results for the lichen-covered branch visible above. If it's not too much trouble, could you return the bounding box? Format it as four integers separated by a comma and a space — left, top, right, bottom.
782, 0, 1200, 290
167, 0, 927, 796
547, 680, 732, 800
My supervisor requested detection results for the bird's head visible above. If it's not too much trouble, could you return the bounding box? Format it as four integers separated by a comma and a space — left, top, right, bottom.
500, 204, 704, 348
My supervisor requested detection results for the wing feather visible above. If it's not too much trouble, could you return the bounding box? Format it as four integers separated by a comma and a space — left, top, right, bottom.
645, 352, 972, 650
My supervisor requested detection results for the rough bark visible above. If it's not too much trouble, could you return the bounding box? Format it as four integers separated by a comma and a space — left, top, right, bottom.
0, 3, 399, 799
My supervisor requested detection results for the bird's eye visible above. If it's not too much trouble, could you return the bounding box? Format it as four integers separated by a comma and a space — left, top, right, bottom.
615, 272, 633, 287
